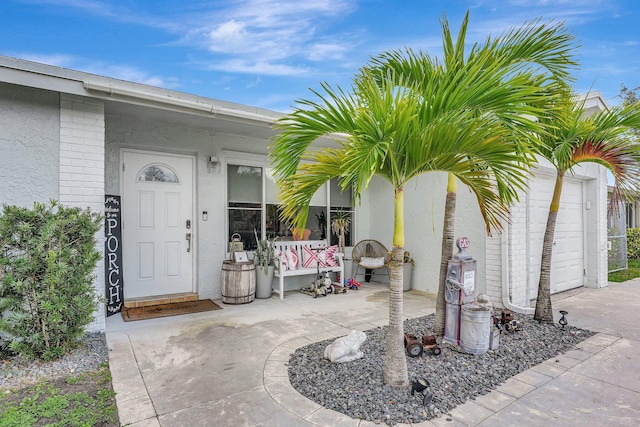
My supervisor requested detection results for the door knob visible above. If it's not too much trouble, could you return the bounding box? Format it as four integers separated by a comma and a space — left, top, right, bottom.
186, 233, 192, 252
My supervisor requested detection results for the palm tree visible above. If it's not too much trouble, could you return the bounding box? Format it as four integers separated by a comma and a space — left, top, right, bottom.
533, 90, 640, 323
270, 47, 551, 386
368, 12, 578, 335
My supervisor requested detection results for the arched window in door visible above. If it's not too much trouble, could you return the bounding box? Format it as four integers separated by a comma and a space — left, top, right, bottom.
137, 164, 179, 183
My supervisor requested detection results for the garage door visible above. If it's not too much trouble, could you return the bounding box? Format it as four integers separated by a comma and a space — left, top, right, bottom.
528, 175, 585, 298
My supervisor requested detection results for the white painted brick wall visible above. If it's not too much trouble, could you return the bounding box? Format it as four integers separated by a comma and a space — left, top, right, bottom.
484, 187, 534, 311
59, 94, 106, 332
509, 197, 529, 308
484, 234, 503, 307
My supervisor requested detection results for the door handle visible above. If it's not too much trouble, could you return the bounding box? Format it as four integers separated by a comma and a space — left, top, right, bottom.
186, 233, 192, 252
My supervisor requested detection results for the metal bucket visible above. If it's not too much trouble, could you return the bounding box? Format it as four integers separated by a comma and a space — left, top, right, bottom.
460, 304, 491, 355
221, 261, 255, 304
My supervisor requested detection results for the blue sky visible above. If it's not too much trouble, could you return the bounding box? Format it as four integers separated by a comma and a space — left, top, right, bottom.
1, 0, 638, 112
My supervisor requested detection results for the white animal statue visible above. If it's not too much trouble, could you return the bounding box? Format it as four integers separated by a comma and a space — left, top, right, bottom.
324, 330, 367, 363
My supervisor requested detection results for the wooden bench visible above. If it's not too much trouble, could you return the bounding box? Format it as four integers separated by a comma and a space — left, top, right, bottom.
273, 240, 344, 299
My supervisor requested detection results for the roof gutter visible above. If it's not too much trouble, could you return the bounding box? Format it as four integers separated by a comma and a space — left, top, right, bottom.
83, 81, 278, 125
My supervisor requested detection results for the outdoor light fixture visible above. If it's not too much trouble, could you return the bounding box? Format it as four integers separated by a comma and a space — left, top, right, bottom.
559, 310, 568, 329
207, 155, 219, 168
411, 378, 434, 406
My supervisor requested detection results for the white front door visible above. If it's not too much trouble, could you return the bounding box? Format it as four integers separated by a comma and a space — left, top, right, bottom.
529, 174, 585, 298
122, 150, 195, 298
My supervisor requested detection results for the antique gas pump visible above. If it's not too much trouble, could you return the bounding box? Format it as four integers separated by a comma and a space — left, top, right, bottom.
443, 237, 477, 346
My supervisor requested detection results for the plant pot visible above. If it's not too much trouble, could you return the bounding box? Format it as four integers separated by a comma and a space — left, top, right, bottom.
403, 263, 413, 291
255, 265, 274, 299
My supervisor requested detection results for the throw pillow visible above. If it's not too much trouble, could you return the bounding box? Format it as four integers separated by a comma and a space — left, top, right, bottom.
324, 245, 338, 267
277, 251, 288, 271
302, 246, 327, 268
285, 248, 299, 270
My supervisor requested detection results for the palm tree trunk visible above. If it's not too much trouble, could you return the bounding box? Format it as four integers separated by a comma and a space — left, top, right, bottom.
383, 187, 408, 388
534, 171, 564, 323
434, 173, 457, 336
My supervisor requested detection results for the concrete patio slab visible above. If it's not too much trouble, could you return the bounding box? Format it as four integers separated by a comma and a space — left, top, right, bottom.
570, 338, 640, 393
105, 279, 640, 426
476, 370, 640, 427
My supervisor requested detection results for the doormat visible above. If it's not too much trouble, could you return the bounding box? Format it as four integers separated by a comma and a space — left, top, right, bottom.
122, 299, 222, 322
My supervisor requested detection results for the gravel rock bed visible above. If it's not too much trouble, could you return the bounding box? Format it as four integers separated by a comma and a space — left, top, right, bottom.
0, 332, 109, 391
288, 312, 595, 426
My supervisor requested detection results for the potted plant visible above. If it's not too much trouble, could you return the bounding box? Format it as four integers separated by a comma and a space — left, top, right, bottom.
331, 210, 351, 277
403, 251, 414, 291
253, 229, 276, 298
331, 210, 351, 255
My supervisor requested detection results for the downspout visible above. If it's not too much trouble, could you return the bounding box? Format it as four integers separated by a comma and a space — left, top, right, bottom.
501, 223, 535, 314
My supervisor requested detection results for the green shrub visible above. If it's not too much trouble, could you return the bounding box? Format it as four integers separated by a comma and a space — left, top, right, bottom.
627, 228, 640, 259
0, 201, 102, 360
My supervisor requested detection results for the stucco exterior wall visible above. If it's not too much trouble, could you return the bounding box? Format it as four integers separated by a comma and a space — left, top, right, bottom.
365, 172, 487, 296
104, 112, 274, 300
0, 83, 60, 206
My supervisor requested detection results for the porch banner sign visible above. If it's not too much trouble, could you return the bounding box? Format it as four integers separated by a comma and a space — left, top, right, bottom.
105, 195, 124, 316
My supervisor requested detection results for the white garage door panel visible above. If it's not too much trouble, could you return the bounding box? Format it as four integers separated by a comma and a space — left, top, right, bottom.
529, 175, 584, 298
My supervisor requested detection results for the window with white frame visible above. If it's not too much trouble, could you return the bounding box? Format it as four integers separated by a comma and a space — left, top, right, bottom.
626, 202, 635, 229
329, 178, 353, 247
227, 164, 263, 250
226, 161, 354, 250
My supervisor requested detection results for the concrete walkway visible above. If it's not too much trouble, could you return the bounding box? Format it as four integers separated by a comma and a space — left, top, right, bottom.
106, 279, 640, 426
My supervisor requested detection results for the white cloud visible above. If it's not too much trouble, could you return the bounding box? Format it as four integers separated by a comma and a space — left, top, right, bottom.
181, 0, 359, 75
19, 0, 113, 16
246, 77, 261, 89
80, 63, 180, 88
7, 53, 75, 67
206, 59, 309, 76
17, 0, 364, 77
306, 41, 350, 61
6, 50, 180, 89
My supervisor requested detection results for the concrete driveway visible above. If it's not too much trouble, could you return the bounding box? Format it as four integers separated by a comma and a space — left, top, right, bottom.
106, 279, 640, 426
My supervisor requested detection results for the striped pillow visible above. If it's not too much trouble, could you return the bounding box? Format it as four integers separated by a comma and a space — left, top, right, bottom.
324, 245, 338, 267
302, 246, 326, 268
285, 248, 299, 270
277, 251, 288, 270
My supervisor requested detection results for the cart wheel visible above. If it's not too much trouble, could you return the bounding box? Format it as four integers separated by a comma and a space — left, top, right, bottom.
312, 291, 317, 298
432, 346, 442, 356
406, 342, 423, 357
327, 285, 333, 294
